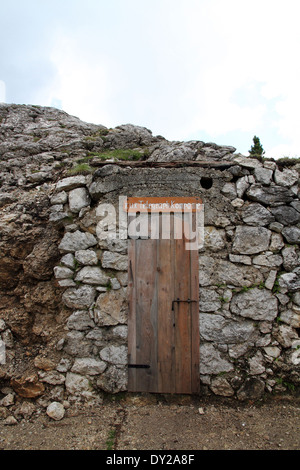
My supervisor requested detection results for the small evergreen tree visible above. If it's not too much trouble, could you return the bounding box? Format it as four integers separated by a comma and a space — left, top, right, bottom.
249, 135, 265, 158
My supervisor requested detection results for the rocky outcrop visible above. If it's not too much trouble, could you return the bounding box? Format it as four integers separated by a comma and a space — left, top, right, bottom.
0, 104, 299, 419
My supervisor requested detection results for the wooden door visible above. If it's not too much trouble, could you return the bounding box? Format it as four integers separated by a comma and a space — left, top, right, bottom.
127, 213, 200, 394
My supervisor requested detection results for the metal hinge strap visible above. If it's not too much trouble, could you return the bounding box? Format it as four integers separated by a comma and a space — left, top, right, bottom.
128, 364, 150, 369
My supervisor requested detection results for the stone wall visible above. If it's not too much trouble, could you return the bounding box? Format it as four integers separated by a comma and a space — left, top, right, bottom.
46, 158, 300, 401
0, 105, 299, 414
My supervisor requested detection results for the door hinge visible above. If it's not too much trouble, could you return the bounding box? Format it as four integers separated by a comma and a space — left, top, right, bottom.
128, 364, 150, 369
172, 298, 197, 311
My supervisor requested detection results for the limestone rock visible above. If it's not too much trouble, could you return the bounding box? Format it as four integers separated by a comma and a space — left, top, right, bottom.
282, 226, 300, 244
248, 351, 265, 375
63, 331, 93, 357
274, 168, 299, 187
241, 203, 274, 226
199, 343, 234, 375
221, 182, 237, 199
247, 184, 294, 205
198, 256, 263, 287
75, 249, 98, 265
232, 226, 271, 254
236, 176, 250, 198
100, 345, 127, 365
50, 191, 68, 205
229, 254, 252, 265
56, 175, 87, 192
46, 402, 65, 421
59, 230, 97, 253
200, 314, 256, 343
4, 416, 18, 425
279, 270, 300, 292
94, 289, 128, 326
71, 358, 107, 375
62, 285, 97, 309
210, 377, 234, 397
232, 156, 263, 169
60, 253, 75, 268
68, 187, 90, 213
38, 370, 65, 385
282, 246, 299, 271
101, 251, 128, 271
148, 141, 197, 162
54, 266, 74, 279
254, 167, 273, 185
65, 372, 92, 395
252, 253, 283, 268
67, 310, 95, 330
273, 324, 299, 347
96, 365, 127, 393
279, 309, 300, 328
34, 356, 56, 371
75, 266, 109, 285
199, 289, 221, 312
230, 288, 278, 321
204, 227, 226, 251
0, 393, 15, 407
271, 205, 300, 226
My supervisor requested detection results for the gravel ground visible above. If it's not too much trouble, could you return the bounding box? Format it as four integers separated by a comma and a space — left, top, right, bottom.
0, 394, 299, 451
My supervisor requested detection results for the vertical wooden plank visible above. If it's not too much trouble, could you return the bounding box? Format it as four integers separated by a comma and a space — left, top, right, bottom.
127, 238, 136, 392
189, 212, 200, 394
157, 214, 175, 392
134, 238, 158, 392
174, 213, 192, 394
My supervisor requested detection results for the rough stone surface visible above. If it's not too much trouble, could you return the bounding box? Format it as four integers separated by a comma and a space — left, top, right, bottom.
241, 203, 274, 226
71, 358, 107, 375
232, 226, 271, 254
46, 402, 65, 421
94, 289, 128, 326
200, 314, 256, 343
65, 373, 92, 395
100, 345, 127, 365
274, 168, 299, 187
75, 266, 109, 285
67, 310, 95, 331
1, 103, 299, 403
230, 288, 278, 321
75, 249, 98, 266
247, 184, 294, 205
101, 251, 128, 271
59, 231, 97, 253
62, 286, 97, 309
68, 187, 90, 213
200, 344, 234, 375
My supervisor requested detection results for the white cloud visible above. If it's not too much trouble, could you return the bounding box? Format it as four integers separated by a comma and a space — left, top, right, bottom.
50, 33, 113, 125
1, 0, 299, 157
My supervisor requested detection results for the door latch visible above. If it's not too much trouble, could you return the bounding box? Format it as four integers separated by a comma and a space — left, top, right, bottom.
172, 298, 197, 311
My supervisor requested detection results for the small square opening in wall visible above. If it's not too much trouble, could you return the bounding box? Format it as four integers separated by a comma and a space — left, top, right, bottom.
200, 177, 213, 189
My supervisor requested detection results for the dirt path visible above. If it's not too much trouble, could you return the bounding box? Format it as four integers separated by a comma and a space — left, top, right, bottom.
0, 394, 299, 451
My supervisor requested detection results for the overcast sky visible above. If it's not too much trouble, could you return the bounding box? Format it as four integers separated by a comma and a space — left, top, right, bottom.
1, 0, 300, 158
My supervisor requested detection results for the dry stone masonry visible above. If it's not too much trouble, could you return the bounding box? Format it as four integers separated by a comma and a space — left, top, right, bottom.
0, 104, 300, 419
